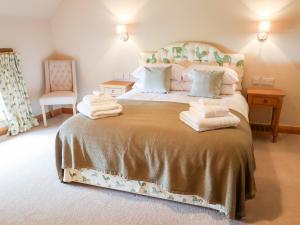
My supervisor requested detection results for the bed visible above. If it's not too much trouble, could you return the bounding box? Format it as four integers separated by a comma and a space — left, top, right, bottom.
55, 42, 256, 219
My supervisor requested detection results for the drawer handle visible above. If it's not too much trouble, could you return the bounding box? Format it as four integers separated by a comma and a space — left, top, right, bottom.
264, 99, 268, 103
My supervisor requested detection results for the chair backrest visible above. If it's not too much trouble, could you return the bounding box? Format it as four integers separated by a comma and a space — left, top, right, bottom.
44, 60, 77, 94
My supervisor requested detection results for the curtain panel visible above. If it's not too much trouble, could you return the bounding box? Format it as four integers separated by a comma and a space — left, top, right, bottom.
0, 92, 8, 128
0, 52, 38, 135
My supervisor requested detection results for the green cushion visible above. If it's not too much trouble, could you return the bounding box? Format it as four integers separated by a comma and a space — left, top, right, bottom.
143, 66, 171, 93
189, 69, 224, 98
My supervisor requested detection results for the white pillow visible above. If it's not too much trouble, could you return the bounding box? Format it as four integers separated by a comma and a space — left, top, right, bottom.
132, 80, 143, 90
135, 80, 193, 92
220, 84, 236, 95
170, 81, 192, 91
182, 64, 239, 84
170, 81, 236, 94
132, 64, 184, 81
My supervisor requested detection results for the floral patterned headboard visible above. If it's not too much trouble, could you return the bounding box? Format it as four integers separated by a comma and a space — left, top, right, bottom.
140, 42, 245, 89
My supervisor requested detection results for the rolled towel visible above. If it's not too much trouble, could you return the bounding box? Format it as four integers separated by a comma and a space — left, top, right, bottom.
83, 93, 117, 106
189, 102, 229, 118
77, 101, 122, 119
180, 111, 240, 132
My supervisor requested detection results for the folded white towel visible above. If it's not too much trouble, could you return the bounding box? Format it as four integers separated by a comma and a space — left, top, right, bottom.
88, 103, 122, 114
189, 102, 229, 118
197, 99, 225, 106
83, 93, 117, 106
77, 101, 122, 119
180, 111, 240, 132
93, 90, 102, 96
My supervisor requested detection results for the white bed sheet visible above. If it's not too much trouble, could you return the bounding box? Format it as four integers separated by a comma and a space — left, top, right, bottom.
118, 90, 249, 121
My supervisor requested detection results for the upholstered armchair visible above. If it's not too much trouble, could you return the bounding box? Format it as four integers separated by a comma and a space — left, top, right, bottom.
39, 60, 77, 127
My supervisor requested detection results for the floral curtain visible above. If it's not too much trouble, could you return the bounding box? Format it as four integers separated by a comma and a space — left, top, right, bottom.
0, 92, 8, 128
0, 52, 39, 135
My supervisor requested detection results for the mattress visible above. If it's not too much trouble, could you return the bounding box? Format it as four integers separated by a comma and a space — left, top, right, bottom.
61, 91, 253, 218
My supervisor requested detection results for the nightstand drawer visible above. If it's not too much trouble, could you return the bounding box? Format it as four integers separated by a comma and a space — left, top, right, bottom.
103, 87, 124, 97
252, 97, 277, 106
100, 80, 134, 97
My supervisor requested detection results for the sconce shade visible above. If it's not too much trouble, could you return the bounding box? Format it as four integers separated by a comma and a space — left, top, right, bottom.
116, 24, 129, 41
116, 24, 127, 34
257, 21, 271, 42
259, 21, 271, 32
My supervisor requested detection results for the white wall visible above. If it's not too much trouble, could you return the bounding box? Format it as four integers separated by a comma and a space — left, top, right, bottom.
1, 1, 299, 126
51, 0, 300, 126
50, 0, 141, 98
0, 17, 53, 115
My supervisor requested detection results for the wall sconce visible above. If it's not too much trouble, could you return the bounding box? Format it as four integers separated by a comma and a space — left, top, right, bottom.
257, 21, 271, 42
116, 24, 129, 42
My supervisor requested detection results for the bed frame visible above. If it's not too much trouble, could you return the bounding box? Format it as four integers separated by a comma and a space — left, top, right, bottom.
0, 48, 14, 53
60, 42, 250, 219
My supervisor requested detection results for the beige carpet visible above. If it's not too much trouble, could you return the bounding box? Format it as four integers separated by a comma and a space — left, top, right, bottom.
0, 115, 299, 225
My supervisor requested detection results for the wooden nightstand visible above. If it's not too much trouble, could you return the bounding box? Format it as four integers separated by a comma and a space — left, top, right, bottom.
99, 80, 134, 97
247, 87, 285, 143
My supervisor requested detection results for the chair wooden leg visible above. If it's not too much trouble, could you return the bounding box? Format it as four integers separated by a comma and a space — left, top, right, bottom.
49, 105, 54, 118
72, 104, 77, 115
41, 105, 47, 127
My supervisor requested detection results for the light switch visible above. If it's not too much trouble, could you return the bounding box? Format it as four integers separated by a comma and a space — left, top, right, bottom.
252, 76, 261, 86
261, 77, 275, 87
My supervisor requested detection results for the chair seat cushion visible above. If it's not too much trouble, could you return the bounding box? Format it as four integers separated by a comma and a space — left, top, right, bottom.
39, 91, 77, 105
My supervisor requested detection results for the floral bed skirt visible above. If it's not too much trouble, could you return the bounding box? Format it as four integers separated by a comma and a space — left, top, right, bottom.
63, 168, 228, 216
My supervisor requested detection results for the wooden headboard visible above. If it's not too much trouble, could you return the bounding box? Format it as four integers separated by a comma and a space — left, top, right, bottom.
0, 48, 14, 53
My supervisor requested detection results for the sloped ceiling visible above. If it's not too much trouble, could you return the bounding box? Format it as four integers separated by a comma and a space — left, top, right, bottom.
0, 0, 63, 18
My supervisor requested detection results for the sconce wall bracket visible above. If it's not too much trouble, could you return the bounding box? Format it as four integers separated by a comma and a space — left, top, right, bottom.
257, 21, 271, 42
120, 32, 129, 42
257, 31, 268, 42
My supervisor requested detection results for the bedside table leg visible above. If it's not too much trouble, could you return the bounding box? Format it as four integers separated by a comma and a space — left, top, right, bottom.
271, 108, 276, 143
272, 107, 281, 143
273, 132, 278, 143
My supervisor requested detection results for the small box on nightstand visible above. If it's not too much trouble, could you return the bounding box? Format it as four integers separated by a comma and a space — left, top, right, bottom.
247, 87, 285, 143
99, 80, 134, 97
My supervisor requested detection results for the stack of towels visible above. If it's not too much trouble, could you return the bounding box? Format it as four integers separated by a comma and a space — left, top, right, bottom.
77, 91, 123, 119
180, 99, 240, 132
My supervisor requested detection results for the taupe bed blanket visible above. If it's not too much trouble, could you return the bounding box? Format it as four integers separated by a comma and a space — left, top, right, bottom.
55, 100, 256, 219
